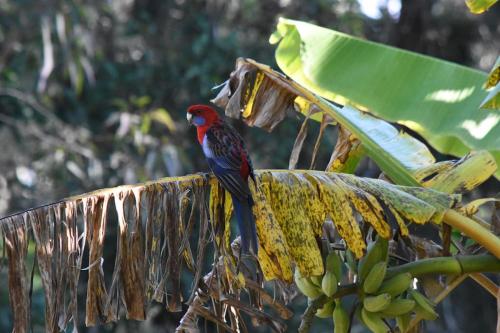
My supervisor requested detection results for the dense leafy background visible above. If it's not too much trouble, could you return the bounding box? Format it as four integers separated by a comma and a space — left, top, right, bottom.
0, 0, 498, 332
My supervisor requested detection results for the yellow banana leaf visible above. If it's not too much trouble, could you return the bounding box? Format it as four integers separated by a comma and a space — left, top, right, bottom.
480, 57, 500, 110
465, 0, 498, 13
414, 151, 497, 193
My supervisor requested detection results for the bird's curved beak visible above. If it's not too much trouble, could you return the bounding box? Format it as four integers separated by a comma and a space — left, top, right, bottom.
186, 112, 193, 125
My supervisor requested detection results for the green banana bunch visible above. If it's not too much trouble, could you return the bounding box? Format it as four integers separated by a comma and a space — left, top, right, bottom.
363, 261, 387, 294
361, 307, 389, 333
379, 298, 415, 316
358, 237, 388, 282
355, 243, 420, 332
316, 299, 335, 318
332, 300, 350, 333
363, 293, 391, 312
377, 272, 413, 297
409, 290, 438, 320
294, 268, 322, 299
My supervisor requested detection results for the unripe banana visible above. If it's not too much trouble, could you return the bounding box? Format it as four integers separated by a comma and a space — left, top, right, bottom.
294, 269, 322, 299
379, 298, 415, 316
396, 313, 411, 333
325, 251, 342, 279
358, 237, 388, 282
361, 307, 389, 333
414, 305, 438, 321
363, 261, 387, 294
378, 237, 389, 263
377, 273, 413, 297
316, 299, 335, 318
363, 294, 391, 313
409, 290, 438, 320
363, 293, 391, 312
309, 275, 322, 288
332, 301, 350, 333
321, 271, 338, 297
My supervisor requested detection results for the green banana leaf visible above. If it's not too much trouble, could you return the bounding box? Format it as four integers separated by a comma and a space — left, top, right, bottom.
271, 18, 500, 179
213, 58, 434, 186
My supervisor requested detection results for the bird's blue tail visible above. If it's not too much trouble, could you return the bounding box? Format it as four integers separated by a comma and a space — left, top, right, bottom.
231, 194, 258, 255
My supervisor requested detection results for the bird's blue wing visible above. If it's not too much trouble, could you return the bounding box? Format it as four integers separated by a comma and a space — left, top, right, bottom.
204, 123, 252, 200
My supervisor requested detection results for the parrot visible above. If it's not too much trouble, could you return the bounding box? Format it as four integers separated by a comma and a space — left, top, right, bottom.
186, 104, 259, 255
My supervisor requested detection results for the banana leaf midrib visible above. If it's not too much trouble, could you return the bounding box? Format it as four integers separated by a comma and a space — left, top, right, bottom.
0, 169, 448, 224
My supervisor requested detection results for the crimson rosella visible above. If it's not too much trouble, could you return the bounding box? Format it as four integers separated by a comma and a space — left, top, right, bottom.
187, 104, 258, 255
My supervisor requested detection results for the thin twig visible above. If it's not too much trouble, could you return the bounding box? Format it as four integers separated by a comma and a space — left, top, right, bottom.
0, 88, 94, 158
298, 295, 328, 333
177, 238, 291, 333
497, 287, 500, 333
469, 273, 499, 298
0, 112, 94, 159
0, 87, 62, 125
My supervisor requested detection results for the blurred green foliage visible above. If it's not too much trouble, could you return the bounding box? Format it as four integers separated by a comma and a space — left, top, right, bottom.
0, 0, 498, 332
0, 0, 367, 213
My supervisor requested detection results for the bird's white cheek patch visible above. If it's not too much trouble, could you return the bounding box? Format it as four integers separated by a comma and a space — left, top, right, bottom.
202, 135, 214, 158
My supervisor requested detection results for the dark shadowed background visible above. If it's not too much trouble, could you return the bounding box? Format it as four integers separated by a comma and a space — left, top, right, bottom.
0, 0, 498, 332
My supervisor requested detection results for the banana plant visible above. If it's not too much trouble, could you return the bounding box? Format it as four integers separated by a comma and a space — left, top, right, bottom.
212, 57, 500, 332
1, 38, 499, 333
212, 57, 500, 257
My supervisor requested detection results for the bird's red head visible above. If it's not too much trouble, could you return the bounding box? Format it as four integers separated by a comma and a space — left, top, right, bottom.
187, 104, 220, 143
186, 104, 220, 127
